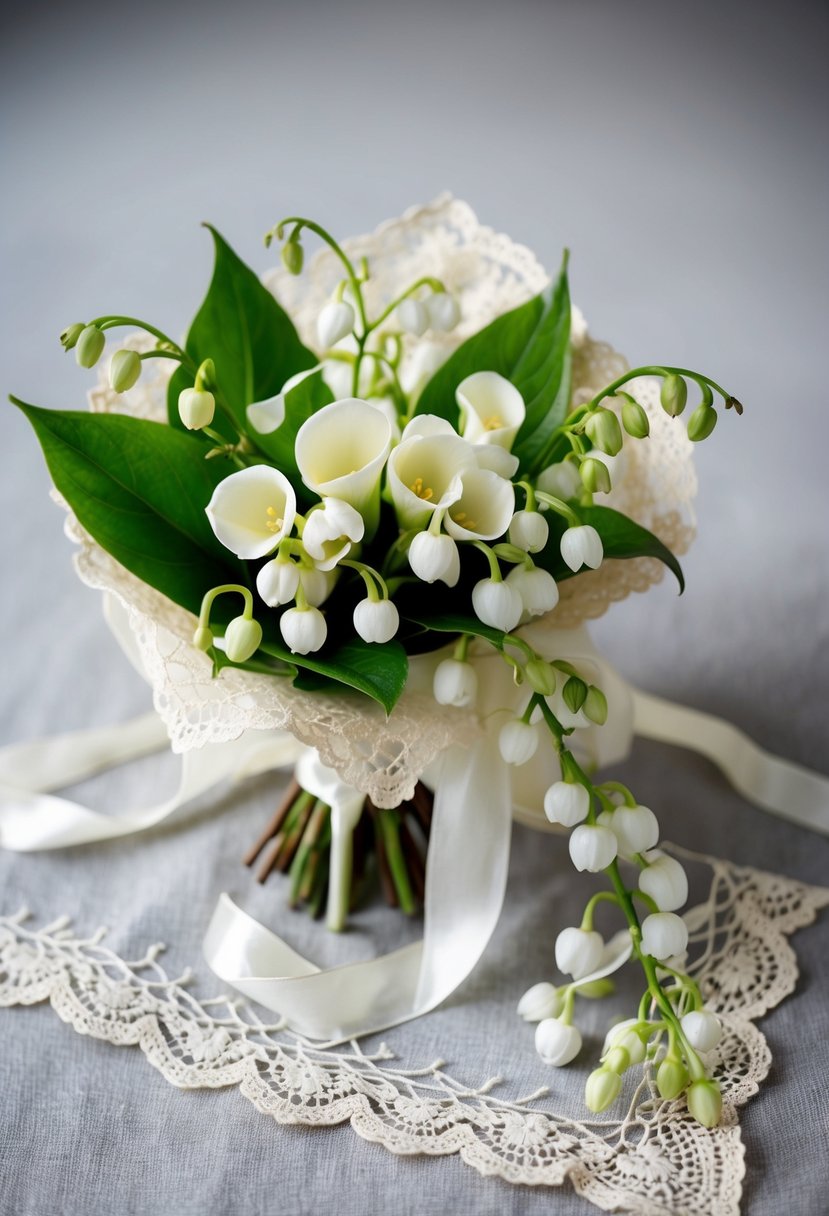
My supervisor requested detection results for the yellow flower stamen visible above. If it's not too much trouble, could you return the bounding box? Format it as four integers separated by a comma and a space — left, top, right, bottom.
265, 505, 284, 533
410, 476, 434, 502
484, 415, 503, 431
452, 510, 477, 530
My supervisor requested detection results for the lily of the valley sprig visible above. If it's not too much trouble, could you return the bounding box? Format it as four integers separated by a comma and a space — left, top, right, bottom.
15, 208, 744, 1128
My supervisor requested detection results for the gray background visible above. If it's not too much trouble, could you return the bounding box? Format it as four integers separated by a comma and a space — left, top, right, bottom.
1, 2, 828, 1214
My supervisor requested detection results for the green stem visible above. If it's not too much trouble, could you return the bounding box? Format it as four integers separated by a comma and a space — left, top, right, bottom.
91, 316, 185, 355
370, 276, 446, 329
377, 810, 416, 915
269, 216, 369, 335
587, 365, 732, 410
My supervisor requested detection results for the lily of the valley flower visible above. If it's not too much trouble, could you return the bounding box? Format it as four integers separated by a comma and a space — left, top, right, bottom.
686, 1080, 722, 1128
506, 565, 559, 618
457, 371, 525, 450
206, 465, 296, 560
280, 604, 327, 654
407, 531, 460, 586
537, 460, 582, 502
302, 498, 365, 571
569, 824, 618, 872
498, 718, 539, 766
295, 398, 392, 531
443, 467, 515, 541
426, 292, 460, 332
109, 349, 141, 394
517, 982, 563, 1023
223, 615, 263, 663
396, 298, 429, 336
298, 565, 338, 607
680, 1010, 722, 1052
387, 429, 474, 530
554, 927, 604, 980
179, 387, 216, 431
638, 851, 689, 911
560, 524, 604, 572
433, 657, 478, 707
353, 598, 399, 644
603, 1019, 647, 1064
471, 577, 523, 632
256, 556, 300, 607
317, 300, 355, 349
509, 510, 549, 553
544, 780, 590, 827
535, 1017, 582, 1066
640, 912, 688, 960
598, 804, 660, 858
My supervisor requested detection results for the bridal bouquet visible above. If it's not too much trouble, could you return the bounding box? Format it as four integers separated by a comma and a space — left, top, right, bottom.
14, 199, 743, 1129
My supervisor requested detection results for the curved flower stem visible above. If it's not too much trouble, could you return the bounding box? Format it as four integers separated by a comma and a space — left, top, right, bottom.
91, 315, 186, 357
370, 275, 446, 329
268, 217, 369, 335
586, 365, 734, 411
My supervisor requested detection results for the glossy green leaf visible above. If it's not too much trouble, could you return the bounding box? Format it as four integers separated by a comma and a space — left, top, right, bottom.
261, 636, 409, 716
403, 611, 507, 649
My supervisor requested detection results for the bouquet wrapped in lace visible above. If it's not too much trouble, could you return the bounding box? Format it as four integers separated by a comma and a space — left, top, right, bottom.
14, 198, 746, 1129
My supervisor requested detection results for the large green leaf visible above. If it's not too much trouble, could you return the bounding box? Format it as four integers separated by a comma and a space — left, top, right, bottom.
167, 226, 316, 432
261, 636, 409, 716
415, 255, 571, 475
403, 611, 507, 649
14, 400, 244, 614
536, 505, 685, 592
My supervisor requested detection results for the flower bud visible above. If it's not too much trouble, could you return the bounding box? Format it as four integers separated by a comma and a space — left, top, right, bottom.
433, 658, 478, 708
562, 676, 587, 714
75, 324, 106, 368
638, 852, 688, 911
585, 407, 623, 456
524, 658, 556, 696
508, 510, 549, 553
425, 292, 460, 332
585, 1067, 622, 1113
686, 1079, 722, 1128
621, 398, 650, 438
408, 531, 460, 587
560, 524, 603, 572
256, 558, 300, 607
178, 387, 216, 431
499, 718, 540, 766
640, 912, 688, 960
109, 349, 142, 394
396, 298, 429, 336
604, 1045, 630, 1074
224, 615, 263, 663
598, 804, 660, 857
60, 322, 85, 351
471, 578, 523, 632
660, 373, 687, 417
687, 402, 718, 442
603, 1019, 647, 1065
580, 457, 612, 494
544, 781, 590, 827
517, 981, 562, 1023
193, 625, 214, 652
280, 605, 327, 654
317, 300, 355, 349
656, 1057, 689, 1100
681, 1010, 723, 1053
535, 1017, 582, 1066
506, 565, 559, 617
281, 238, 304, 275
537, 460, 582, 501
569, 824, 618, 873
353, 598, 399, 644
555, 927, 604, 980
583, 685, 608, 725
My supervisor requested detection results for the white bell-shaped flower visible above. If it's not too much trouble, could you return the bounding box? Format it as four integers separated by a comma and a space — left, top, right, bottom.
205, 465, 296, 560
426, 292, 460, 332
457, 371, 525, 450
302, 498, 365, 571
680, 1010, 723, 1053
640, 912, 688, 960
179, 388, 215, 431
387, 431, 474, 530
554, 927, 605, 980
396, 298, 429, 336
433, 658, 478, 707
223, 615, 263, 664
560, 524, 604, 571
295, 398, 392, 527
638, 851, 688, 911
353, 598, 399, 644
498, 718, 539, 766
298, 565, 338, 608
535, 1018, 582, 1066
598, 804, 660, 858
537, 460, 582, 502
508, 510, 549, 553
517, 982, 562, 1023
506, 565, 559, 618
408, 531, 460, 587
443, 467, 515, 541
569, 824, 618, 873
256, 557, 300, 607
544, 781, 590, 827
317, 300, 355, 349
471, 577, 523, 632
279, 605, 327, 655
603, 1018, 647, 1065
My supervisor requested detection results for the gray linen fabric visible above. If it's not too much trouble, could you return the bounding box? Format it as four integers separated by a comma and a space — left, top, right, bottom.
2, 2, 828, 1213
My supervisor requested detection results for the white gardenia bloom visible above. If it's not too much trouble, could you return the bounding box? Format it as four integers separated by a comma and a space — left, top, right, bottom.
396, 298, 429, 336
295, 398, 392, 526
426, 292, 460, 333
443, 467, 516, 541
317, 300, 355, 349
471, 578, 523, 632
638, 851, 688, 911
298, 565, 338, 608
680, 1010, 723, 1053
509, 510, 549, 553
457, 371, 525, 450
535, 1018, 582, 1067
569, 824, 618, 873
537, 460, 582, 502
206, 465, 296, 560
506, 565, 559, 618
554, 927, 605, 980
544, 781, 590, 827
256, 557, 300, 607
302, 498, 365, 571
560, 524, 604, 572
640, 912, 689, 960
598, 804, 660, 858
517, 982, 563, 1023
388, 430, 475, 530
603, 1019, 647, 1065
498, 719, 540, 766
433, 658, 478, 707
280, 605, 327, 655
407, 531, 461, 586
353, 598, 399, 644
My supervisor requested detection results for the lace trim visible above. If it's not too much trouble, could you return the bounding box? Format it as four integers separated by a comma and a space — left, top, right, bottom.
3, 848, 826, 1215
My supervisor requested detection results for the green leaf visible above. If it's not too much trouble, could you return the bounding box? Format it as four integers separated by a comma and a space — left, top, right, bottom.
403, 611, 507, 649
260, 636, 409, 717
536, 504, 685, 592
415, 254, 571, 475
252, 369, 333, 483
14, 400, 244, 614
167, 226, 316, 432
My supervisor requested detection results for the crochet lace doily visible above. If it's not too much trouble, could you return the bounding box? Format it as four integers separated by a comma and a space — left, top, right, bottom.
74, 196, 697, 804
3, 847, 826, 1216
